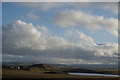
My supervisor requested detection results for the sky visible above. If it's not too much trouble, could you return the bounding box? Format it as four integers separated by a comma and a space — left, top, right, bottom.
2, 0, 120, 2
2, 2, 119, 64
0, 4, 1, 79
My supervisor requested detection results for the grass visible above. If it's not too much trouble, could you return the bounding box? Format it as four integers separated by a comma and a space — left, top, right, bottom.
2, 69, 120, 80
95, 69, 119, 75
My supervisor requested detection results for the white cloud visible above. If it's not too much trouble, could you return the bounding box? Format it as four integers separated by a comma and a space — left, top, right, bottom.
102, 2, 118, 14
54, 10, 118, 36
19, 2, 118, 14
26, 12, 39, 20
3, 20, 69, 51
20, 2, 64, 11
72, 2, 118, 14
65, 29, 96, 48
3, 20, 118, 64
20, 11, 40, 21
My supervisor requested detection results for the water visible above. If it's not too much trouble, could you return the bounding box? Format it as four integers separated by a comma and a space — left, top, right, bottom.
68, 73, 119, 77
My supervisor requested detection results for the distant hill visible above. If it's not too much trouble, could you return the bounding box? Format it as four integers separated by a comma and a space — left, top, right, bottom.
3, 62, 118, 75
29, 64, 54, 69
3, 61, 119, 69
66, 64, 118, 69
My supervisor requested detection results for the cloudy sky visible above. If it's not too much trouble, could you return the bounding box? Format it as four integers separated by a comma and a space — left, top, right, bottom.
2, 2, 119, 64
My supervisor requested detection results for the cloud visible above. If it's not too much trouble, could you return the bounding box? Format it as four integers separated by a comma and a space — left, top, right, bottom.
26, 12, 39, 20
20, 11, 40, 21
19, 2, 118, 14
102, 2, 118, 14
72, 2, 118, 14
20, 2, 64, 11
64, 29, 96, 47
54, 10, 118, 37
3, 20, 118, 64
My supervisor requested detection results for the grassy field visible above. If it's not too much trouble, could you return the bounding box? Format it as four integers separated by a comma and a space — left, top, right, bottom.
2, 69, 119, 80
95, 69, 119, 75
